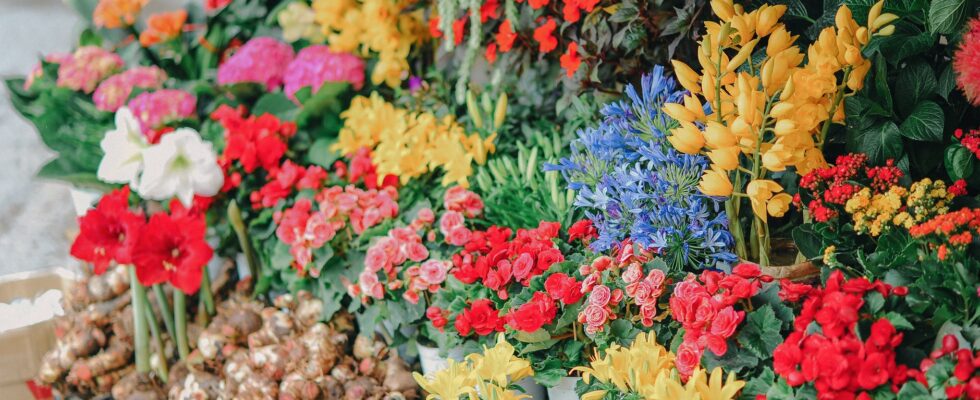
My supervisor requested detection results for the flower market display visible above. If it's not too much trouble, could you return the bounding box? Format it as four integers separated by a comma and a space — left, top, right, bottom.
7, 0, 980, 399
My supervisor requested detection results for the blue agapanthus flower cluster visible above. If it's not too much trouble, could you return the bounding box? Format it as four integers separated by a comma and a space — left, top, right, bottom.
546, 66, 736, 270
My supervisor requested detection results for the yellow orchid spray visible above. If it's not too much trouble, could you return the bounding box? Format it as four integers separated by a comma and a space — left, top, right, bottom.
413, 334, 533, 400
573, 332, 745, 399
662, 0, 898, 265
334, 92, 497, 187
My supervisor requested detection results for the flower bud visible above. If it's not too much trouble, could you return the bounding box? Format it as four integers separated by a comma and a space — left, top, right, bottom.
711, 0, 736, 21
872, 13, 899, 31
493, 92, 508, 129
668, 121, 706, 154
467, 91, 483, 129
708, 146, 740, 171
704, 121, 737, 148
699, 167, 734, 197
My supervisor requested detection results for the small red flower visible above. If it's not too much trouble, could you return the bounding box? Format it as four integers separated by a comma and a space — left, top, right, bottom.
485, 43, 498, 63
544, 273, 584, 304
533, 18, 558, 53
528, 0, 549, 9
453, 16, 467, 46
70, 187, 143, 274
429, 17, 443, 38
560, 42, 582, 77
496, 20, 517, 52
131, 201, 213, 294
479, 0, 500, 23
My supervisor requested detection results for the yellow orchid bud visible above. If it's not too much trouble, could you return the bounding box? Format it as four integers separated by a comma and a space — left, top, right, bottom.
756, 5, 786, 37
773, 119, 796, 136
847, 62, 872, 91
835, 5, 853, 30
493, 93, 508, 129
715, 22, 733, 49
708, 146, 741, 170
664, 103, 698, 123
769, 102, 794, 119
844, 46, 862, 65
762, 149, 789, 171
747, 179, 783, 221
701, 73, 717, 104
766, 27, 794, 57
872, 13, 899, 31
668, 121, 706, 154
867, 1, 884, 27
683, 95, 707, 120
711, 0, 735, 21
856, 26, 869, 44
699, 167, 734, 197
672, 60, 702, 94
731, 117, 752, 138
467, 91, 483, 129
780, 76, 795, 99
582, 391, 609, 400
877, 24, 896, 36
726, 39, 759, 74
767, 193, 793, 217
704, 121, 737, 148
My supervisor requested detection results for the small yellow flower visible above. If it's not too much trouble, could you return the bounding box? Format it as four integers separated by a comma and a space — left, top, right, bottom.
699, 167, 734, 197
668, 121, 706, 155
747, 179, 784, 221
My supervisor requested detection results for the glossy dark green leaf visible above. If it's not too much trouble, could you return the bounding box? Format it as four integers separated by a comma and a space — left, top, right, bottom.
899, 100, 944, 142
895, 62, 936, 116
928, 0, 972, 34
847, 121, 903, 165
944, 144, 976, 180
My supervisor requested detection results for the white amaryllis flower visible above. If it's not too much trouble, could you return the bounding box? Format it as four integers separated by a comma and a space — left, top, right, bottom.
97, 107, 147, 187
137, 128, 224, 206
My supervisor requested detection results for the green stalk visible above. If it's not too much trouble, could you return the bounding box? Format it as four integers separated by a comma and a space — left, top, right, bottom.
725, 198, 748, 260
173, 291, 190, 361
152, 285, 175, 341
128, 267, 150, 373
228, 201, 259, 285
200, 269, 215, 316
142, 294, 168, 382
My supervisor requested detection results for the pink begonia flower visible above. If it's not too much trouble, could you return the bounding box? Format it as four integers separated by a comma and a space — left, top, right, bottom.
217, 37, 295, 90
93, 66, 168, 111
127, 89, 197, 135
57, 46, 124, 93
283, 45, 365, 101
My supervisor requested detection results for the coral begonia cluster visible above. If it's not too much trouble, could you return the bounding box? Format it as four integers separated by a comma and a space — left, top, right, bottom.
127, 89, 197, 138
669, 264, 765, 378
283, 45, 365, 101
217, 37, 296, 90
308, 0, 425, 88
71, 188, 212, 295
335, 93, 495, 187
773, 271, 909, 398
909, 208, 980, 261
954, 17, 980, 106
274, 185, 398, 276
351, 186, 481, 305
93, 66, 168, 112
56, 46, 124, 93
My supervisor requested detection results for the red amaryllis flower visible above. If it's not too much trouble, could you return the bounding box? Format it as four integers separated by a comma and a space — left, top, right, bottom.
132, 202, 212, 294
955, 17, 980, 105
70, 187, 143, 274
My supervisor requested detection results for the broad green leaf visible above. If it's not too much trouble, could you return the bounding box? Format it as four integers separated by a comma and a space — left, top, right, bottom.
514, 329, 552, 343
899, 100, 944, 142
896, 381, 931, 400
885, 312, 915, 330
847, 121, 903, 165
741, 367, 776, 400
306, 138, 340, 168
928, 0, 971, 34
737, 305, 783, 359
792, 224, 824, 260
252, 92, 298, 120
944, 144, 976, 180
938, 64, 957, 100
879, 33, 935, 64
895, 62, 936, 116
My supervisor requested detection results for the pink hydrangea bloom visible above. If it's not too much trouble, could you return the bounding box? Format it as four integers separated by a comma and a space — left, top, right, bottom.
127, 89, 197, 135
24, 53, 72, 90
93, 66, 168, 111
283, 45, 365, 101
57, 46, 124, 93
217, 37, 295, 90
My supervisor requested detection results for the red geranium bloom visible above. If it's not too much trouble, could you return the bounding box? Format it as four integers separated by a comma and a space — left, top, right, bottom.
132, 202, 213, 294
567, 219, 597, 243
560, 42, 582, 77
533, 18, 558, 53
545, 273, 584, 304
70, 187, 143, 274
496, 20, 517, 52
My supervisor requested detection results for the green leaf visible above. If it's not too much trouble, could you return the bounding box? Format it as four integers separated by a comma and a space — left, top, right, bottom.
938, 64, 957, 100
928, 0, 971, 34
792, 225, 824, 260
885, 312, 914, 330
737, 305, 783, 359
895, 62, 937, 116
945, 144, 976, 181
741, 367, 776, 400
879, 33, 935, 64
252, 92, 298, 120
896, 381, 931, 400
306, 138, 340, 168
866, 291, 885, 314
35, 157, 109, 190
847, 121, 903, 165
514, 329, 551, 343
873, 53, 893, 114
899, 101, 944, 142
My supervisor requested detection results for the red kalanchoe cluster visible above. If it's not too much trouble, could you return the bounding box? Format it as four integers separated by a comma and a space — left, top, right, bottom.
799, 153, 907, 223
274, 185, 398, 275
213, 105, 297, 174
954, 17, 980, 105
669, 263, 765, 378
132, 200, 213, 295
909, 208, 980, 261
773, 270, 909, 398
248, 160, 327, 208
451, 221, 566, 300
454, 299, 506, 337
866, 160, 903, 192
954, 128, 980, 160
70, 187, 144, 274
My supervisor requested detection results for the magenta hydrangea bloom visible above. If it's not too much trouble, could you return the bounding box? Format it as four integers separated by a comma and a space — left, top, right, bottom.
93, 66, 168, 112
283, 45, 365, 101
127, 89, 197, 135
217, 37, 295, 90
57, 46, 124, 93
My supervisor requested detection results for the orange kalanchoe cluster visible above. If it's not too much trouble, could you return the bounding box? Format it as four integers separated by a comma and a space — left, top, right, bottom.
662, 0, 896, 264
139, 10, 188, 47
93, 0, 148, 29
909, 208, 980, 261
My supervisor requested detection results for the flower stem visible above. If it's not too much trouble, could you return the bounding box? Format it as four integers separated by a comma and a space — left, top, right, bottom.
817, 67, 852, 149
152, 285, 176, 340
228, 201, 260, 290
754, 217, 770, 267
725, 198, 748, 260
173, 291, 189, 361
141, 293, 169, 382
200, 269, 215, 316
128, 266, 150, 374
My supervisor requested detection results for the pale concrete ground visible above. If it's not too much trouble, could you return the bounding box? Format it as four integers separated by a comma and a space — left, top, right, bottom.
0, 0, 187, 275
